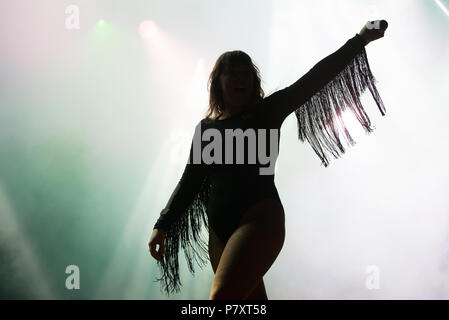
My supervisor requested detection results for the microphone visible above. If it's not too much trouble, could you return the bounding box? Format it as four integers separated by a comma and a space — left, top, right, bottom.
366, 19, 388, 31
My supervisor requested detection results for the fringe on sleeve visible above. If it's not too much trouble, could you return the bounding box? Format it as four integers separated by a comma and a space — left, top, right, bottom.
153, 175, 211, 296
295, 47, 386, 167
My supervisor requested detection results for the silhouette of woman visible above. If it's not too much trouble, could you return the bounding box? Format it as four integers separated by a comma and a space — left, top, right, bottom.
149, 20, 388, 300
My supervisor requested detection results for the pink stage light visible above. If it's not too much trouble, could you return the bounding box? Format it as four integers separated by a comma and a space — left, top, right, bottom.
139, 20, 158, 39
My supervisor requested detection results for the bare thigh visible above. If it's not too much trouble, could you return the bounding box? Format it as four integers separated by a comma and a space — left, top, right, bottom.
209, 198, 285, 300
208, 224, 225, 274
209, 224, 268, 300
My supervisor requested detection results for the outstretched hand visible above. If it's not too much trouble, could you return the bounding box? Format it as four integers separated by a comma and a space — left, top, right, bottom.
359, 20, 388, 45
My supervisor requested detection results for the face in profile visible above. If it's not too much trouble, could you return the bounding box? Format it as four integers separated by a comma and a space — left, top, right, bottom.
219, 63, 254, 110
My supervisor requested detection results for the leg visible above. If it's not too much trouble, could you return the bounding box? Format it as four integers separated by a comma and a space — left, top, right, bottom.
209, 224, 268, 300
209, 198, 285, 300
245, 279, 268, 300
208, 224, 226, 274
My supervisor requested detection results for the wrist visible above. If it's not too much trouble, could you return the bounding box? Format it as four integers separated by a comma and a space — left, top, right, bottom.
357, 32, 369, 46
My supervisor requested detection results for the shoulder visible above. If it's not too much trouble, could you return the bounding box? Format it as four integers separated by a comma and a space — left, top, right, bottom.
199, 117, 215, 126
251, 99, 282, 128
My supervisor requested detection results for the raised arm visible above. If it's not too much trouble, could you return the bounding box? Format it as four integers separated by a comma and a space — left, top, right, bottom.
260, 20, 388, 166
263, 34, 365, 126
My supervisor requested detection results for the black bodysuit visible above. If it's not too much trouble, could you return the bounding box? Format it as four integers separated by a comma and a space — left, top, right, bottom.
153, 34, 386, 295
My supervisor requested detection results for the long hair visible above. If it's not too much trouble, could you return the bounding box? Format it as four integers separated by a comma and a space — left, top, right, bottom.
205, 50, 265, 119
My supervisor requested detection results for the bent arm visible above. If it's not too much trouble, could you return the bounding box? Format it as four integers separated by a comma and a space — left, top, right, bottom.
153, 129, 207, 231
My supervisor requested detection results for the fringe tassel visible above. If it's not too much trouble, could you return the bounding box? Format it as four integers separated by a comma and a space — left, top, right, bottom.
295, 47, 386, 167
153, 176, 211, 296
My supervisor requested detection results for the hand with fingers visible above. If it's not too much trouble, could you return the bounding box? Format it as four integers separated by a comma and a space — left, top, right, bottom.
149, 228, 166, 263
359, 19, 388, 45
